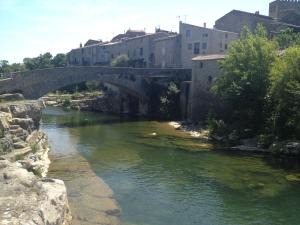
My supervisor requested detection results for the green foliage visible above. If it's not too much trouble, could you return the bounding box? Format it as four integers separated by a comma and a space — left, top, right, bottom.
30, 143, 40, 153
51, 53, 67, 67
213, 24, 277, 132
270, 46, 300, 139
15, 154, 25, 161
61, 95, 72, 107
0, 60, 26, 73
275, 28, 300, 49
23, 52, 53, 70
208, 118, 229, 137
159, 82, 181, 120
1, 53, 66, 74
111, 54, 129, 67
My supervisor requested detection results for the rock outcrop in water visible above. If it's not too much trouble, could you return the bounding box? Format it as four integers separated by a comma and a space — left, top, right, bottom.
0, 99, 71, 225
43, 91, 122, 114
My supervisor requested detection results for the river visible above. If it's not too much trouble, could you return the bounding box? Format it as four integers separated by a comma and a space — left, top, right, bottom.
42, 107, 300, 225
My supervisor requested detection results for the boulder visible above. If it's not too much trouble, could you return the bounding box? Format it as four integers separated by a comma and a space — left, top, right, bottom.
11, 118, 34, 133
9, 100, 45, 128
271, 141, 300, 156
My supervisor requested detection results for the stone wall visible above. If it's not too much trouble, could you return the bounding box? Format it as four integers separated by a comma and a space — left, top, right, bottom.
269, 0, 300, 25
189, 55, 225, 121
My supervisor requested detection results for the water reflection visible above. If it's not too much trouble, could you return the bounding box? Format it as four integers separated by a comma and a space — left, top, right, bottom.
43, 107, 300, 225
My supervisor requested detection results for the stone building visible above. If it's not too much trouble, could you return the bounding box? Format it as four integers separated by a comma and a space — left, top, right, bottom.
179, 22, 238, 68
68, 30, 173, 67
189, 54, 225, 121
153, 35, 182, 68
269, 0, 300, 26
215, 8, 300, 35
68, 22, 238, 69
84, 39, 103, 47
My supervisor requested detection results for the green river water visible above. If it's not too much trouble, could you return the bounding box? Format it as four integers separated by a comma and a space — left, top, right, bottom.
42, 107, 300, 225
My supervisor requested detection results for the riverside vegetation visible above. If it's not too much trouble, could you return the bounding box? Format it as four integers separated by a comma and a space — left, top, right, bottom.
207, 25, 300, 154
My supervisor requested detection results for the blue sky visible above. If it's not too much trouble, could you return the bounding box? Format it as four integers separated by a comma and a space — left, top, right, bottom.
0, 0, 271, 63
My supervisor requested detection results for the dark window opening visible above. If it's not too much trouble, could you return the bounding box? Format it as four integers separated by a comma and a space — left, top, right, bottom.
140, 47, 143, 56
194, 42, 200, 54
186, 30, 191, 38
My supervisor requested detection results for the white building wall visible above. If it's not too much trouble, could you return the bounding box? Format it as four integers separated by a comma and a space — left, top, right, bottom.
180, 22, 238, 68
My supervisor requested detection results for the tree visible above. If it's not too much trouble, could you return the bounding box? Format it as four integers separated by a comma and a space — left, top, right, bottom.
52, 53, 67, 67
160, 82, 181, 120
275, 28, 300, 49
270, 46, 300, 139
0, 60, 10, 73
111, 54, 129, 67
23, 52, 53, 70
212, 25, 277, 133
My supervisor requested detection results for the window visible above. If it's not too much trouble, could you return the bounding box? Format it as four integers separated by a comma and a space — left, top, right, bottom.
111, 54, 114, 59
208, 75, 212, 84
140, 47, 143, 56
225, 44, 228, 50
202, 43, 207, 50
202, 33, 208, 38
199, 62, 203, 68
186, 30, 191, 38
194, 43, 200, 54
187, 43, 192, 50
225, 33, 228, 39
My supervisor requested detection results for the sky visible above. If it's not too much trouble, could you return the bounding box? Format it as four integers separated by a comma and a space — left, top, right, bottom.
0, 0, 272, 63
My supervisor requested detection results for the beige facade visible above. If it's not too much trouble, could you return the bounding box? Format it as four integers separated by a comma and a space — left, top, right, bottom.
189, 55, 225, 121
153, 35, 181, 68
68, 22, 238, 69
68, 31, 172, 68
179, 22, 238, 68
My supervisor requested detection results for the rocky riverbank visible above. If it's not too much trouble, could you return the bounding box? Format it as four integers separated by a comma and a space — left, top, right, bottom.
169, 121, 300, 156
0, 99, 71, 225
43, 91, 121, 114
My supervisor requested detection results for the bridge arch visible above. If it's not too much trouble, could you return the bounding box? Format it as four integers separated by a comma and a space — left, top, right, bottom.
0, 66, 191, 99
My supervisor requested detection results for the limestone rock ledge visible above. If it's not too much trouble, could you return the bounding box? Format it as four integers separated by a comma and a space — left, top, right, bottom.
0, 99, 72, 225
0, 160, 71, 225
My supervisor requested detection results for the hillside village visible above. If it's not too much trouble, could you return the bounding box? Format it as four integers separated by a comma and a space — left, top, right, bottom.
67, 0, 300, 121
67, 0, 300, 69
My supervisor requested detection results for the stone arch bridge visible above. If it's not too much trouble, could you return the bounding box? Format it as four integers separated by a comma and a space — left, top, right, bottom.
0, 66, 191, 99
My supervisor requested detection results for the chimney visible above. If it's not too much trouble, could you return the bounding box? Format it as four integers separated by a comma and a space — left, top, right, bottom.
255, 11, 260, 15
203, 22, 207, 28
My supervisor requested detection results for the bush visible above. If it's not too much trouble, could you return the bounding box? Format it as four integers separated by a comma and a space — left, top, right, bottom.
30, 143, 40, 153
159, 82, 181, 120
111, 54, 129, 67
208, 118, 229, 137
